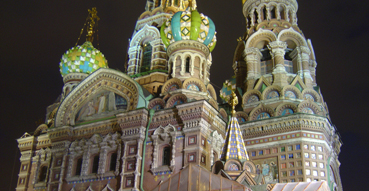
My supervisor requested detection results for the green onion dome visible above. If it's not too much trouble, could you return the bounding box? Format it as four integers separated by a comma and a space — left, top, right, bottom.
59, 41, 108, 77
160, 9, 217, 52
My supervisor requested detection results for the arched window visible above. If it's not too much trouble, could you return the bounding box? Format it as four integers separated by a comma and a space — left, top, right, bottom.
162, 146, 171, 166
141, 43, 152, 72
185, 57, 190, 73
39, 166, 47, 182
75, 158, 82, 176
109, 153, 118, 171
92, 155, 99, 174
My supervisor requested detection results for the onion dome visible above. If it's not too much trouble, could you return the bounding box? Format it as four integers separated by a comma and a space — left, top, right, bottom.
160, 9, 217, 52
59, 41, 108, 77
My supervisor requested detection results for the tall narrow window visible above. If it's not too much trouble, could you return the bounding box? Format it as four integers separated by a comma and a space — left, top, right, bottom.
110, 153, 118, 171
92, 155, 99, 174
263, 7, 267, 20
75, 158, 82, 176
185, 57, 190, 73
39, 166, 47, 182
162, 146, 171, 166
141, 43, 152, 72
174, 0, 178, 6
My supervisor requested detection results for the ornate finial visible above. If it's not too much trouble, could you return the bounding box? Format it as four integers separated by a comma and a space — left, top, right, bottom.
86, 7, 100, 43
228, 91, 238, 116
188, 0, 197, 10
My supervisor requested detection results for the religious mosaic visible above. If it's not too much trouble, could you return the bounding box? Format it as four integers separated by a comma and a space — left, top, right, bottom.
247, 95, 259, 103
257, 112, 270, 120
285, 90, 296, 99
266, 90, 279, 99
75, 91, 127, 123
253, 157, 278, 183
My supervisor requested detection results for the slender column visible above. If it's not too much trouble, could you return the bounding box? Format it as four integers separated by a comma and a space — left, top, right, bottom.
244, 47, 261, 90
268, 41, 289, 87
257, 9, 262, 23
276, 6, 281, 20
172, 58, 176, 78
180, 56, 185, 75
266, 7, 271, 20
250, 10, 255, 26
300, 46, 313, 87
170, 132, 177, 169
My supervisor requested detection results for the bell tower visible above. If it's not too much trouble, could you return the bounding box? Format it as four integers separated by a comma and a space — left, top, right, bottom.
222, 0, 343, 190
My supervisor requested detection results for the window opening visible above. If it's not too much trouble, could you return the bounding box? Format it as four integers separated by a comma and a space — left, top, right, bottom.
185, 57, 190, 73
39, 166, 47, 182
141, 43, 152, 72
162, 146, 171, 166
75, 158, 82, 176
92, 155, 99, 173
110, 153, 117, 171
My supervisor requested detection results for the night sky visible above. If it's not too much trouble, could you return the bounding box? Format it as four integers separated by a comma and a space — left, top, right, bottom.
1, 0, 368, 190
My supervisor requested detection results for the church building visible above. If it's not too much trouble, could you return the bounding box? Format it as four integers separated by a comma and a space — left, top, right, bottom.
15, 0, 342, 191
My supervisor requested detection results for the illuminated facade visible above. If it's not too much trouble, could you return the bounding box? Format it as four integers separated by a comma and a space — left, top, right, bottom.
16, 0, 342, 191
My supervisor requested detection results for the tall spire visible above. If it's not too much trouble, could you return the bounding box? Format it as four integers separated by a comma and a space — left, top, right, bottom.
221, 91, 249, 162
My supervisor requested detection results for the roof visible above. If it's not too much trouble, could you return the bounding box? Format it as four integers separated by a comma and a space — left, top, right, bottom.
270, 181, 330, 191
221, 116, 249, 162
151, 164, 251, 191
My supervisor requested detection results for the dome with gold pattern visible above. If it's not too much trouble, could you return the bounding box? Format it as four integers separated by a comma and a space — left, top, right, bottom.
160, 9, 217, 52
59, 41, 108, 77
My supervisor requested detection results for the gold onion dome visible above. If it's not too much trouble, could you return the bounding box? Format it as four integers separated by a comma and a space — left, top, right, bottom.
59, 7, 108, 77
160, 4, 217, 52
59, 41, 108, 77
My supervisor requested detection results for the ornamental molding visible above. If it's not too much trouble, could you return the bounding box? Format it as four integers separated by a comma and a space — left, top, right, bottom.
130, 24, 161, 47
63, 73, 88, 84
240, 114, 331, 139
167, 40, 210, 58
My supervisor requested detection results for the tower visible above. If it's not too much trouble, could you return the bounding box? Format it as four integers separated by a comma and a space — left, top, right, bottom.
220, 0, 343, 190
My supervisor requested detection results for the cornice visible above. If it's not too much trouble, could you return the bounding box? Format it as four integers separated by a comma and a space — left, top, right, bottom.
167, 40, 210, 58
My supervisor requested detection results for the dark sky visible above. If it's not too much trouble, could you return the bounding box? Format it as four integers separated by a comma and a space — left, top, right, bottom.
1, 0, 368, 190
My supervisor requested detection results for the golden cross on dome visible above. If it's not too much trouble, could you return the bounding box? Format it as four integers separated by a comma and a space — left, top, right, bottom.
86, 7, 100, 43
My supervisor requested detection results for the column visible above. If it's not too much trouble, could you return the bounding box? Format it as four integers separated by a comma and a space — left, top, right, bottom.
268, 41, 289, 87
300, 46, 313, 87
244, 47, 262, 90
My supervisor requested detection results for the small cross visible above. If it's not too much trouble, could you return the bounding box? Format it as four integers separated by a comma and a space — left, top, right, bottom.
154, 176, 158, 181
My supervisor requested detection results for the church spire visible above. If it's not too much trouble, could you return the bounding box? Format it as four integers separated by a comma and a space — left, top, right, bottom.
221, 91, 249, 162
